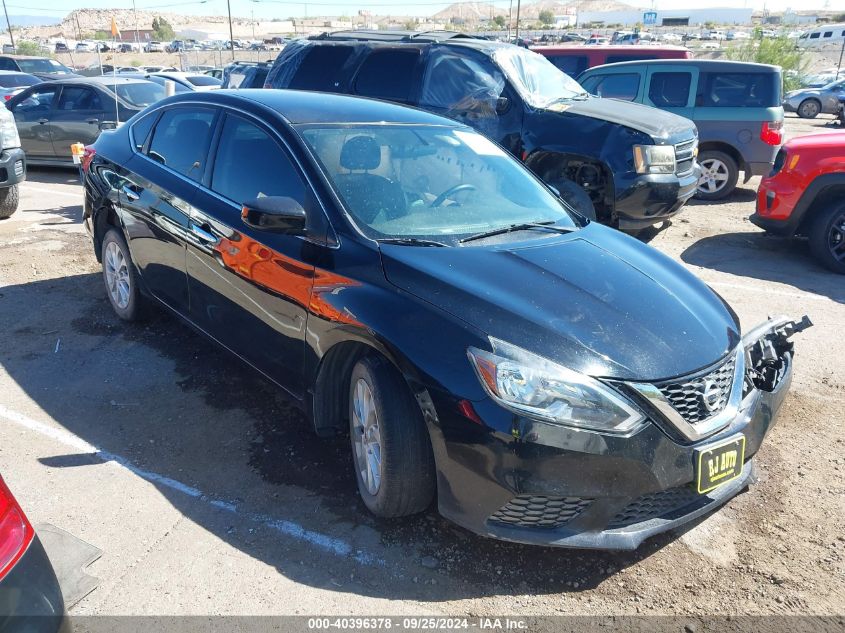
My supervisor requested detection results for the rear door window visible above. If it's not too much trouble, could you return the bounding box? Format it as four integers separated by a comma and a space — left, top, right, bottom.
56, 86, 103, 111
546, 55, 587, 77
288, 45, 355, 91
147, 107, 216, 180
585, 73, 640, 101
697, 72, 779, 107
354, 48, 421, 103
648, 72, 692, 107
0, 57, 17, 71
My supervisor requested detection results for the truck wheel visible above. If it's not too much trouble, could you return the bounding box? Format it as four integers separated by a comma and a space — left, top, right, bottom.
798, 99, 821, 119
809, 201, 845, 275
696, 150, 738, 201
549, 179, 597, 220
349, 355, 435, 518
101, 228, 149, 321
0, 184, 19, 219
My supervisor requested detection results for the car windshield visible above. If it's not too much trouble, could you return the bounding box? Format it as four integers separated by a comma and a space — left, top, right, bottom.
297, 124, 579, 245
105, 81, 165, 107
492, 46, 587, 108
16, 58, 72, 74
823, 78, 845, 90
0, 74, 40, 87
186, 75, 221, 87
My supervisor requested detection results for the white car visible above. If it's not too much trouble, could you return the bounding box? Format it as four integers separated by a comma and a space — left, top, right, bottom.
144, 41, 165, 53
75, 41, 94, 52
700, 41, 721, 50
661, 33, 682, 42
152, 71, 222, 91
727, 31, 751, 40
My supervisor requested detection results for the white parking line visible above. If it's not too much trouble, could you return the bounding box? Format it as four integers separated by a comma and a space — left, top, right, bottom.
0, 403, 383, 567
23, 185, 82, 200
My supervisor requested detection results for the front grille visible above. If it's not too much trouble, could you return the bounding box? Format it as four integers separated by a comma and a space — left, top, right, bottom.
607, 486, 707, 529
675, 138, 697, 176
656, 353, 736, 425
489, 495, 592, 529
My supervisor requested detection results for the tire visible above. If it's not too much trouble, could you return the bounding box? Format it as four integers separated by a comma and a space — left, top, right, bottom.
808, 201, 845, 275
0, 184, 19, 219
797, 99, 821, 119
101, 228, 149, 321
695, 150, 739, 201
348, 355, 435, 518
549, 178, 597, 220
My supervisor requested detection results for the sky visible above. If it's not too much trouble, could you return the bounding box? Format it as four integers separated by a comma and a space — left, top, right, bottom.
6, 0, 837, 21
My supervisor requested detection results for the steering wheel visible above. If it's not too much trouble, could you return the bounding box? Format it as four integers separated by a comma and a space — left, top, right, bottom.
430, 184, 477, 208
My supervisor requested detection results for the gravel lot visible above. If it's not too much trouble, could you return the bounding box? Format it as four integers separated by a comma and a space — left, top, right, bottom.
0, 113, 842, 618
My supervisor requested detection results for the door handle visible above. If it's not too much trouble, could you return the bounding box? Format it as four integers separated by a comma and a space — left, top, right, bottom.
86, 117, 99, 124
37, 118, 48, 124
190, 223, 217, 244
121, 185, 140, 201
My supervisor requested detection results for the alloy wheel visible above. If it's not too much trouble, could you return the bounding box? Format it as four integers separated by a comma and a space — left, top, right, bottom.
104, 241, 131, 310
352, 378, 382, 496
828, 211, 845, 263
799, 100, 820, 118
698, 158, 730, 195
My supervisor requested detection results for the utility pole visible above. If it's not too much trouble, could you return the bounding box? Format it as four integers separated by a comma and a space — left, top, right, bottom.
514, 0, 521, 41
2, 0, 14, 50
227, 0, 235, 61
132, 0, 140, 52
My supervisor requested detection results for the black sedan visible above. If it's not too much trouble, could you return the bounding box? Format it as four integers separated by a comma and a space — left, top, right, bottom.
7, 77, 165, 166
82, 90, 806, 549
0, 476, 68, 632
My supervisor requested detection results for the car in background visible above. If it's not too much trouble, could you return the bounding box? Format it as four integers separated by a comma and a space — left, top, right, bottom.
75, 41, 94, 53
0, 71, 41, 102
144, 41, 165, 53
141, 66, 177, 73
783, 78, 845, 118
205, 68, 223, 79
266, 31, 701, 230
0, 56, 78, 81
54, 42, 70, 53
7, 76, 165, 166
531, 45, 691, 78
151, 71, 221, 91
726, 31, 751, 40
753, 133, 845, 274
559, 32, 587, 43
82, 89, 806, 550
221, 61, 270, 89
117, 72, 192, 94
661, 33, 683, 42
585, 36, 609, 45
118, 43, 140, 53
0, 476, 67, 629
579, 59, 784, 200
118, 66, 142, 74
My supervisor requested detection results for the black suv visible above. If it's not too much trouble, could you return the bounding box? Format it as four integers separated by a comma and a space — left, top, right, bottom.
265, 31, 700, 230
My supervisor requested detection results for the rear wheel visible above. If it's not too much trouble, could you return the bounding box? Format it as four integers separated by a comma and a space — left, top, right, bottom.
349, 355, 435, 518
798, 99, 821, 119
0, 185, 19, 219
696, 150, 738, 201
808, 201, 845, 275
101, 228, 149, 321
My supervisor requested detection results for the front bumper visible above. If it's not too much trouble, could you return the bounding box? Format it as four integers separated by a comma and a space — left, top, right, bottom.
751, 173, 803, 236
0, 534, 69, 632
0, 147, 26, 187
429, 319, 801, 550
613, 166, 700, 230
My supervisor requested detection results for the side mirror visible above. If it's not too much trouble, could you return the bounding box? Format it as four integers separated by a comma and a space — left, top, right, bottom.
241, 196, 306, 233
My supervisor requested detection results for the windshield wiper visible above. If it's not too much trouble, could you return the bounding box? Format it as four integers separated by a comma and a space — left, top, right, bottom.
377, 237, 449, 247
459, 221, 573, 244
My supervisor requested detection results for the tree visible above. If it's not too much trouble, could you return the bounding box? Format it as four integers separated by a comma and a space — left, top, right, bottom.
538, 10, 554, 26
492, 15, 506, 28
726, 36, 808, 92
152, 16, 175, 40
15, 40, 41, 56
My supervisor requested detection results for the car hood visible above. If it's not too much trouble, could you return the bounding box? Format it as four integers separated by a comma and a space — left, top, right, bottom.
380, 225, 740, 381
546, 97, 695, 143
786, 88, 824, 98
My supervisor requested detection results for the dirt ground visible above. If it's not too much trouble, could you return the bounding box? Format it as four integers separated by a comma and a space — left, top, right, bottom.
0, 113, 843, 618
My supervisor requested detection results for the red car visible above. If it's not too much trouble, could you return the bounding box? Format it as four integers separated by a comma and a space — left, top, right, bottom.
752, 132, 845, 274
530, 45, 691, 78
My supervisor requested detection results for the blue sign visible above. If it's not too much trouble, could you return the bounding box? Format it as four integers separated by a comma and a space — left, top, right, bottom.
643, 11, 657, 25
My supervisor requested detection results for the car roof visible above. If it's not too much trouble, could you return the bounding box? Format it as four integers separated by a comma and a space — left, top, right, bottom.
533, 45, 688, 52
310, 29, 478, 43
50, 76, 155, 86
0, 70, 33, 75
583, 58, 780, 72
166, 89, 464, 126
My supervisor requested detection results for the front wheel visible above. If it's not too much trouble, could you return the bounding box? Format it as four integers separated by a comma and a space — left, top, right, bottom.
695, 150, 739, 201
101, 228, 149, 321
808, 202, 845, 275
0, 184, 19, 219
349, 355, 435, 518
798, 99, 821, 119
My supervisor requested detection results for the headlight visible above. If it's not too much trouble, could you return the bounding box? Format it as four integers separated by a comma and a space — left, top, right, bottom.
467, 338, 647, 435
633, 144, 675, 174
0, 107, 19, 149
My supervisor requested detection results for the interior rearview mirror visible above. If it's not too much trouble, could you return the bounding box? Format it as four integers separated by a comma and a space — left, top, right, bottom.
241, 196, 307, 233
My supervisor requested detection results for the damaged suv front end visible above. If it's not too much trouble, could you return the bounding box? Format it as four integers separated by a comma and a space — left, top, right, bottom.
432, 315, 810, 550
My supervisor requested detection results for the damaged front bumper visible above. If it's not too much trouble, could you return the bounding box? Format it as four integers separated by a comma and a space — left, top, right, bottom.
432, 316, 811, 550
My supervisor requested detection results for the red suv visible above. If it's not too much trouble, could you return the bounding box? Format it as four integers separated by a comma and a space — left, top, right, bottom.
752, 132, 845, 274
